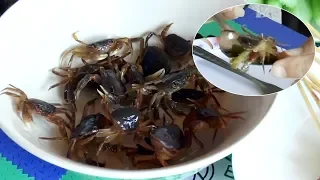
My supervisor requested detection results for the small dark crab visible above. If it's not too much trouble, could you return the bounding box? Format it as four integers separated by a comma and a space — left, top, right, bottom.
66, 98, 113, 158
67, 99, 148, 162
169, 88, 224, 116
230, 27, 287, 73
132, 67, 197, 122
160, 23, 192, 58
183, 107, 245, 148
1, 84, 72, 140
192, 75, 225, 107
135, 32, 173, 82
103, 106, 155, 147
74, 67, 127, 108
48, 62, 112, 115
149, 23, 192, 69
133, 124, 185, 167
67, 96, 154, 159
61, 31, 144, 67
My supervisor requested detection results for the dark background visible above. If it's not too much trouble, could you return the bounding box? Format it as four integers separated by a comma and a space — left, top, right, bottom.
0, 0, 16, 16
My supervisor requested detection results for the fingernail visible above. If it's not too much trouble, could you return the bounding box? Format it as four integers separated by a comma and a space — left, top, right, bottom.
234, 7, 245, 18
271, 65, 287, 78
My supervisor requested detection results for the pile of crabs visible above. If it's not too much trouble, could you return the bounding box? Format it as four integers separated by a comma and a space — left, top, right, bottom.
1, 23, 245, 169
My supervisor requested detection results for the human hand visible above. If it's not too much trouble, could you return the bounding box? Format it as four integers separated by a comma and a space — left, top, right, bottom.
271, 36, 315, 79
218, 5, 246, 21
206, 5, 245, 24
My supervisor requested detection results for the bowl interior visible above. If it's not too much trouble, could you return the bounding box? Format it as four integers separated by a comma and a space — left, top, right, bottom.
0, 0, 275, 178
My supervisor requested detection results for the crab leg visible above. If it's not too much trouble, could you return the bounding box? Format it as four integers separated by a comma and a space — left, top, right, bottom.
95, 130, 121, 156
39, 137, 68, 140
72, 31, 88, 45
21, 103, 34, 128
0, 92, 21, 98
46, 115, 70, 139
74, 74, 102, 99
160, 23, 174, 43
212, 129, 218, 143
51, 68, 69, 77
54, 108, 73, 129
192, 132, 204, 148
160, 98, 174, 124
82, 98, 97, 117
48, 79, 69, 91
66, 139, 77, 158
1, 85, 27, 98
134, 154, 157, 163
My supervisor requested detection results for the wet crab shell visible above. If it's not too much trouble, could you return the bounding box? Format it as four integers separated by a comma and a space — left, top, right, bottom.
156, 67, 197, 94
171, 89, 205, 104
111, 107, 141, 131
125, 65, 145, 85
71, 113, 108, 139
163, 34, 191, 57
29, 98, 57, 115
141, 46, 172, 77
195, 107, 220, 120
100, 69, 126, 96
169, 101, 192, 116
150, 124, 185, 150
77, 64, 103, 76
87, 39, 117, 53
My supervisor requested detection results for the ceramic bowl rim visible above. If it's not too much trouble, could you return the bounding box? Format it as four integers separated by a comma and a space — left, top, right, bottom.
0, 0, 277, 179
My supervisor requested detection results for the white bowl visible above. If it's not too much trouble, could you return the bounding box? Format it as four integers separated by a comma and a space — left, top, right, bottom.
232, 59, 320, 180
0, 0, 276, 179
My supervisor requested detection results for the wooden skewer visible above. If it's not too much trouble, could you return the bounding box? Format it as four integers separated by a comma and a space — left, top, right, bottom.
315, 54, 320, 64
298, 80, 320, 131
311, 90, 320, 109
304, 77, 320, 107
305, 76, 320, 93
306, 23, 320, 40
307, 73, 320, 89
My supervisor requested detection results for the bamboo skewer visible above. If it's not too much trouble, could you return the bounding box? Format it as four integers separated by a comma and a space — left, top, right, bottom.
308, 73, 320, 88
315, 55, 320, 64
301, 21, 320, 130
301, 21, 320, 129
298, 80, 320, 131
306, 23, 320, 40
304, 77, 320, 94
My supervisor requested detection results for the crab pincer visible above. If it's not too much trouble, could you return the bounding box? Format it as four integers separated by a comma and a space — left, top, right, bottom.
48, 64, 103, 114
149, 23, 192, 69
67, 113, 113, 158
0, 84, 72, 140
160, 23, 192, 58
230, 31, 280, 73
74, 67, 126, 105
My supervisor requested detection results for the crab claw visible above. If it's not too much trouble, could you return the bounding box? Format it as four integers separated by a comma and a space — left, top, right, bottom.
74, 74, 102, 100
97, 85, 110, 104
144, 68, 165, 82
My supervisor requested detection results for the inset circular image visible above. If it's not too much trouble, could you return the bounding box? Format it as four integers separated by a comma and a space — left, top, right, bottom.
192, 3, 315, 96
